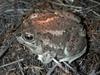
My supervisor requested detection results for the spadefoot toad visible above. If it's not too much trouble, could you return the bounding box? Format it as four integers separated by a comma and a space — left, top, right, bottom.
16, 11, 87, 64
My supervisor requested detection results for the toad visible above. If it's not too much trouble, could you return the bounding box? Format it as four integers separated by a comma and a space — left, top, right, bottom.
16, 11, 87, 64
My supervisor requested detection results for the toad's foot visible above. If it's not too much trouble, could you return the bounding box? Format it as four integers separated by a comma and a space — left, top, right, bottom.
38, 51, 56, 64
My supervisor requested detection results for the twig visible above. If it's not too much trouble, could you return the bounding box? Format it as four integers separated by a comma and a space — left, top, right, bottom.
0, 58, 24, 68
0, 36, 16, 58
4, 8, 32, 14
48, 1, 82, 9
63, 61, 76, 73
89, 0, 100, 5
57, 0, 63, 4
46, 64, 58, 75
91, 10, 100, 17
52, 58, 70, 74
6, 65, 43, 73
83, 5, 100, 11
17, 0, 31, 5
96, 71, 100, 75
17, 56, 24, 75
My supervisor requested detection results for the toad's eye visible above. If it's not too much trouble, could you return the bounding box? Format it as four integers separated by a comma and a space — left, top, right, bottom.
23, 33, 34, 41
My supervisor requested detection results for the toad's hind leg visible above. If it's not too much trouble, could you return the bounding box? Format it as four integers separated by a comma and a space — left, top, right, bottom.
59, 46, 87, 63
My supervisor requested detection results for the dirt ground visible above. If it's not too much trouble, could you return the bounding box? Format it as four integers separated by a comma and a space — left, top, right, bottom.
0, 0, 100, 75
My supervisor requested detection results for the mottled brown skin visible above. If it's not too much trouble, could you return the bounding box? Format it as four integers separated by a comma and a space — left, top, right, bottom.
16, 11, 87, 64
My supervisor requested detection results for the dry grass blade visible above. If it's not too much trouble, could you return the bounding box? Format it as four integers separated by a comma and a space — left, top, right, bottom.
0, 58, 24, 68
